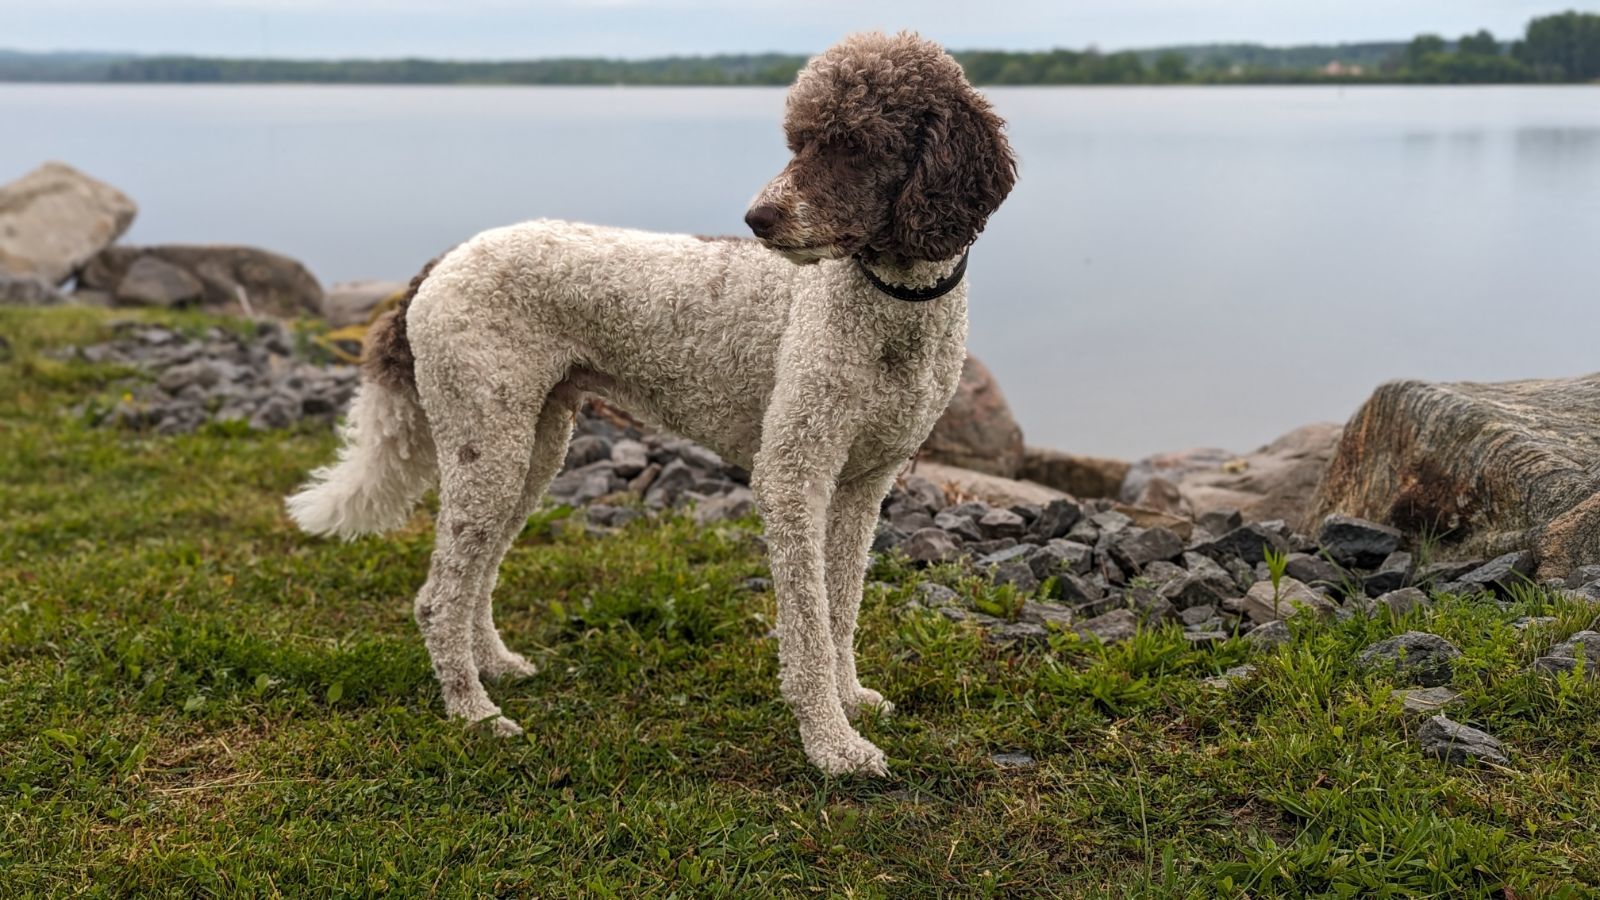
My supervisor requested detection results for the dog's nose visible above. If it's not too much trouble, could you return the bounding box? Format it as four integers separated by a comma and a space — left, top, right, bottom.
744, 205, 780, 238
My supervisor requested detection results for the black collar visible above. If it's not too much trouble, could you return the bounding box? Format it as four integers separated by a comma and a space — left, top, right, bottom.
856, 250, 969, 303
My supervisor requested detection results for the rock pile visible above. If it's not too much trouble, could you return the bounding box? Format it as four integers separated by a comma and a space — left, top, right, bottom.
64, 321, 358, 434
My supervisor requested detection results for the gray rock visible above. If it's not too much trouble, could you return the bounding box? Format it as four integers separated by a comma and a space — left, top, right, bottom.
1180, 605, 1217, 626
0, 162, 136, 285
1053, 572, 1105, 607
978, 508, 1027, 540
1417, 559, 1486, 585
914, 582, 962, 608
1284, 552, 1343, 590
116, 255, 205, 307
1127, 586, 1175, 625
1018, 599, 1074, 629
987, 621, 1049, 645
1028, 539, 1094, 580
1511, 616, 1556, 631
933, 511, 982, 543
1562, 565, 1600, 589
898, 474, 946, 515
1074, 608, 1138, 644
1357, 631, 1461, 687
1109, 526, 1184, 573
1438, 551, 1537, 599
1376, 587, 1429, 618
976, 543, 1035, 569
991, 560, 1040, 593
1241, 577, 1337, 624
939, 606, 1004, 627
1200, 663, 1257, 688
1183, 630, 1230, 646
1089, 510, 1134, 535
1160, 569, 1239, 610
1064, 518, 1100, 545
609, 439, 650, 477
1032, 498, 1083, 540
0, 273, 65, 306
1363, 551, 1414, 597
1196, 523, 1290, 565
1394, 686, 1461, 714
1317, 514, 1402, 569
564, 434, 612, 470
643, 459, 696, 507
1530, 630, 1600, 679
1196, 508, 1243, 537
904, 527, 960, 565
1417, 716, 1509, 767
248, 392, 299, 430
321, 279, 405, 327
1244, 620, 1291, 650
890, 508, 936, 533
693, 487, 756, 525
990, 751, 1036, 770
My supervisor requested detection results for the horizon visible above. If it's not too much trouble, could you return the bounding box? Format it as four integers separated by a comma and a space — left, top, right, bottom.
1, 0, 1586, 60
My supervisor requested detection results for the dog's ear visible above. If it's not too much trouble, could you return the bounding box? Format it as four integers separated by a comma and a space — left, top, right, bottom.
889, 98, 1017, 261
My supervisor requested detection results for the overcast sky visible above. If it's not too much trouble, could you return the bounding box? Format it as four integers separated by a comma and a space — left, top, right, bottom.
2, 0, 1588, 58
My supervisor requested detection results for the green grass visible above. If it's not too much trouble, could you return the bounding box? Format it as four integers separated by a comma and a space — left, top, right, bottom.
3, 307, 1599, 897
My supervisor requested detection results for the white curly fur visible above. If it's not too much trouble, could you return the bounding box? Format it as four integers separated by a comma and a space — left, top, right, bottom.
287, 32, 1011, 775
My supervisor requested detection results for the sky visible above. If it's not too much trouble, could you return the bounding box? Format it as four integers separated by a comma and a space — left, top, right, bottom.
2, 0, 1589, 58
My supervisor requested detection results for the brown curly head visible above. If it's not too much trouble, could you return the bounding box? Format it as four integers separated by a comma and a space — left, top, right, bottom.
745, 31, 1017, 264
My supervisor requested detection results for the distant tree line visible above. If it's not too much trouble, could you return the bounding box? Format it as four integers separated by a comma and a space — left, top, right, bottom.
2, 11, 1596, 86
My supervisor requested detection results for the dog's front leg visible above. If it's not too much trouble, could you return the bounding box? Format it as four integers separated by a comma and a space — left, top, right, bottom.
825, 466, 901, 720
753, 415, 888, 777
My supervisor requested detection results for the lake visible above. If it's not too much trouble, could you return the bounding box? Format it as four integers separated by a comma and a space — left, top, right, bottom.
4, 84, 1598, 459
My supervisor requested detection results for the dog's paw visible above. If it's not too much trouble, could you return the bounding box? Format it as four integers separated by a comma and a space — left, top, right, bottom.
842, 686, 895, 720
472, 714, 525, 738
807, 735, 889, 777
478, 651, 538, 683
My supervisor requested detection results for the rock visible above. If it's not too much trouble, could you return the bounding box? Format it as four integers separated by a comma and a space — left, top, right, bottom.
1074, 608, 1138, 644
1018, 599, 1074, 629
1318, 515, 1402, 568
1183, 630, 1230, 646
1028, 539, 1094, 580
1530, 630, 1600, 678
1310, 374, 1600, 581
1357, 632, 1460, 687
1416, 559, 1486, 585
1018, 446, 1129, 499
564, 434, 612, 469
1437, 552, 1537, 599
1132, 424, 1342, 526
1195, 523, 1290, 566
977, 508, 1027, 540
0, 162, 136, 285
610, 439, 650, 478
932, 510, 982, 543
1201, 664, 1258, 688
987, 621, 1048, 645
1511, 616, 1556, 631
0, 273, 66, 306
114, 255, 205, 308
1108, 526, 1183, 573
992, 560, 1041, 593
1245, 620, 1291, 649
1240, 577, 1337, 624
914, 582, 961, 608
966, 538, 1017, 558
1160, 570, 1239, 610
1563, 565, 1600, 589
1032, 498, 1084, 540
904, 527, 960, 565
1053, 573, 1104, 607
1127, 586, 1174, 625
1363, 551, 1414, 597
1394, 686, 1461, 714
1376, 587, 1429, 618
898, 474, 947, 515
990, 751, 1036, 770
693, 487, 756, 525
740, 576, 772, 593
1284, 552, 1344, 591
643, 459, 696, 507
80, 245, 323, 319
1417, 715, 1509, 767
913, 461, 1066, 510
322, 279, 405, 327
940, 606, 1004, 627
921, 355, 1024, 477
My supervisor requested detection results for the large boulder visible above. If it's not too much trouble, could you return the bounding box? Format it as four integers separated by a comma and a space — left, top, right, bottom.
1018, 446, 1130, 498
1122, 423, 1341, 524
921, 354, 1024, 478
912, 461, 1065, 509
0, 274, 66, 306
80, 245, 323, 318
1311, 375, 1600, 580
0, 162, 137, 285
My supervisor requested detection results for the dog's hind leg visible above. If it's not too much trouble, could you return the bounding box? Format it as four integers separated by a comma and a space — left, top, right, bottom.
473, 385, 581, 682
413, 341, 564, 737
824, 465, 901, 720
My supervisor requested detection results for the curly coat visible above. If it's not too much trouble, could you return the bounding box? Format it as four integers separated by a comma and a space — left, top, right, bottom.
288, 31, 1016, 776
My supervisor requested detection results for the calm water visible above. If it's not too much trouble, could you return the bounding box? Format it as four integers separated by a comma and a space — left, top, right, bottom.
4, 85, 1598, 458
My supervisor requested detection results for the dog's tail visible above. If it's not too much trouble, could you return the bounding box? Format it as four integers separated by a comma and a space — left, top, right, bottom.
286, 262, 438, 540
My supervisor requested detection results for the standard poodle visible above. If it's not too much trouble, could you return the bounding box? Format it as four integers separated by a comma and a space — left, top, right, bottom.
288, 31, 1016, 776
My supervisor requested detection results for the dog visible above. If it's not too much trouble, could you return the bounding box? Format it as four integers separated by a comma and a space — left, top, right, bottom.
288, 31, 1016, 776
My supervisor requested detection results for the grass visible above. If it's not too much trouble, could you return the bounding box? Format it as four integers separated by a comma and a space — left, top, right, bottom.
3, 306, 1599, 897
